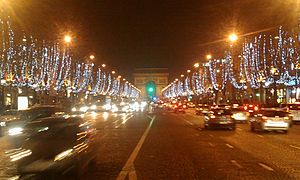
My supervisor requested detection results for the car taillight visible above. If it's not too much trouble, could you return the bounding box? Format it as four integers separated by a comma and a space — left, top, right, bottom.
183, 105, 187, 108
210, 115, 216, 118
262, 116, 268, 120
244, 106, 247, 110
254, 106, 259, 111
174, 105, 178, 108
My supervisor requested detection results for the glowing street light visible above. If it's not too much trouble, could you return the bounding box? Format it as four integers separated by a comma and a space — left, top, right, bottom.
187, 69, 191, 73
118, 75, 122, 79
89, 55, 95, 60
180, 74, 184, 78
194, 63, 199, 68
228, 33, 238, 43
102, 64, 106, 68
206, 54, 212, 60
112, 71, 116, 75
64, 35, 72, 43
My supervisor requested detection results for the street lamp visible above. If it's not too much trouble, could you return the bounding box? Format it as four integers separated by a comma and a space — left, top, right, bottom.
206, 54, 212, 60
102, 64, 106, 68
270, 67, 279, 105
228, 33, 238, 43
112, 71, 116, 75
64, 35, 72, 43
194, 63, 199, 68
89, 55, 95, 60
187, 69, 191, 73
180, 74, 184, 78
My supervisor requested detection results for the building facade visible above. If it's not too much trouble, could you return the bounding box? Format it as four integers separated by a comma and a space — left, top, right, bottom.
133, 68, 169, 99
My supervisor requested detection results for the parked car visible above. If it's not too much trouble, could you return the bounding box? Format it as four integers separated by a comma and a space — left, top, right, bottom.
1, 115, 98, 178
204, 108, 236, 130
249, 110, 290, 133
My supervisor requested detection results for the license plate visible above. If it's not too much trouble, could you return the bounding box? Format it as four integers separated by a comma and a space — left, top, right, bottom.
219, 122, 228, 124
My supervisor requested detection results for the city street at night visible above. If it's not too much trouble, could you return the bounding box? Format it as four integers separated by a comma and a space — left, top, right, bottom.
78, 110, 300, 180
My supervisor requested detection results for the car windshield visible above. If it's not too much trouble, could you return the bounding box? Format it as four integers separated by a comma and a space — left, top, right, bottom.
260, 111, 289, 117
212, 109, 232, 115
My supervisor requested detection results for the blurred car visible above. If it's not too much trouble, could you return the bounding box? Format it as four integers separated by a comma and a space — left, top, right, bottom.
243, 104, 259, 113
187, 102, 196, 108
1, 106, 65, 137
1, 115, 98, 178
204, 108, 236, 130
210, 104, 231, 110
231, 108, 250, 123
249, 110, 290, 133
281, 103, 300, 124
174, 103, 186, 113
195, 104, 210, 115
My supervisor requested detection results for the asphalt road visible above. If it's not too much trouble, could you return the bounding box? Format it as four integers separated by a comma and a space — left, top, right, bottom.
82, 109, 300, 180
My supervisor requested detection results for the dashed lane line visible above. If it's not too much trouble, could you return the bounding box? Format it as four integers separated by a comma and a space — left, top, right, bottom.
225, 143, 234, 149
209, 134, 214, 137
289, 145, 300, 150
257, 135, 264, 138
184, 120, 194, 126
258, 163, 274, 171
208, 142, 215, 147
230, 160, 243, 168
116, 115, 156, 180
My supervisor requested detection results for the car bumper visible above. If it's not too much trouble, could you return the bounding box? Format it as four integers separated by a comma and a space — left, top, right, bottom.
262, 122, 289, 130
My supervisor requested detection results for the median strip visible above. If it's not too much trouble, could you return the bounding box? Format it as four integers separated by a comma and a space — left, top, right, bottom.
230, 160, 243, 168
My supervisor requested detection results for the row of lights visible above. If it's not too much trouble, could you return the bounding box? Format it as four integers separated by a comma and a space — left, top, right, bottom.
162, 33, 238, 93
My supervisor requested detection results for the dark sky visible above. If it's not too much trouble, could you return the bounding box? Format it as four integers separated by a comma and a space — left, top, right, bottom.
2, 0, 300, 80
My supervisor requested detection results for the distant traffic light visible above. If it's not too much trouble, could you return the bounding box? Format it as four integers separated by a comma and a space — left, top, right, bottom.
148, 87, 154, 93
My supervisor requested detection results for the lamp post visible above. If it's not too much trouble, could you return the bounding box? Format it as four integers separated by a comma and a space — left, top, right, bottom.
271, 67, 279, 105
257, 75, 266, 105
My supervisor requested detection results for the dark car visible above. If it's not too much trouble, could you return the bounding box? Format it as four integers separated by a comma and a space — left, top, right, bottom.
1, 115, 98, 179
1, 106, 66, 137
204, 108, 236, 130
249, 110, 290, 133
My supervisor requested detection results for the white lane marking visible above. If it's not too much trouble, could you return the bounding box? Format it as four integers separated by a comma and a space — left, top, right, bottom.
128, 168, 137, 180
237, 128, 243, 131
289, 145, 300, 150
116, 116, 156, 180
230, 160, 243, 168
225, 144, 234, 149
115, 114, 135, 128
258, 163, 274, 171
208, 142, 215, 147
184, 120, 194, 125
257, 135, 264, 138
209, 134, 214, 137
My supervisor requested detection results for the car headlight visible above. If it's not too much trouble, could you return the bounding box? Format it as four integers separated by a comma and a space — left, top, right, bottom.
79, 106, 89, 112
8, 127, 23, 136
0, 121, 6, 127
54, 149, 73, 161
71, 107, 77, 112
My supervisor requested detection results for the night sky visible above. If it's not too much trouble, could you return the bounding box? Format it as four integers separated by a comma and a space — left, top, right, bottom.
3, 0, 300, 80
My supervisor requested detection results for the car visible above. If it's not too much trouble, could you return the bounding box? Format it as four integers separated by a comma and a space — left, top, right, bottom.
231, 107, 250, 123
195, 104, 210, 115
280, 103, 300, 124
243, 104, 259, 113
204, 108, 236, 130
174, 103, 186, 113
1, 106, 65, 137
249, 110, 290, 133
1, 115, 98, 178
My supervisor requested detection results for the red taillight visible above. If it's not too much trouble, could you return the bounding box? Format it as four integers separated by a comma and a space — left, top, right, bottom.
174, 105, 178, 108
244, 106, 248, 110
210, 115, 216, 118
262, 116, 268, 120
183, 105, 187, 108
254, 106, 259, 111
